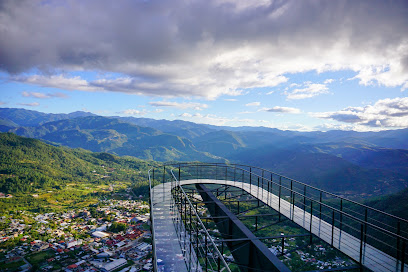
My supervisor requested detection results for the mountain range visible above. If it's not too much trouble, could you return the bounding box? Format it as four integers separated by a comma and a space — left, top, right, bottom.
1, 107, 407, 197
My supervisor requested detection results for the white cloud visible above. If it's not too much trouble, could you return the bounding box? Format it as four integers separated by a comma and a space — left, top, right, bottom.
262, 106, 301, 114
18, 102, 40, 107
313, 97, 408, 128
324, 79, 335, 84
120, 109, 147, 116
224, 98, 237, 101
14, 75, 98, 92
179, 113, 193, 117
149, 101, 209, 110
266, 91, 274, 95
245, 102, 261, 107
22, 91, 68, 99
285, 83, 329, 100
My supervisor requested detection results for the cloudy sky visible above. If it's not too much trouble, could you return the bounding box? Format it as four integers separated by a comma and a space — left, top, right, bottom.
1, 0, 408, 131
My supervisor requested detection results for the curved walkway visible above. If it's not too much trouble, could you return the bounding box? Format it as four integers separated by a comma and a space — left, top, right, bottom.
151, 179, 408, 272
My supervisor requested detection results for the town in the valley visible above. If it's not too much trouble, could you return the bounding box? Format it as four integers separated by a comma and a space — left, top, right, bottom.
0, 193, 153, 272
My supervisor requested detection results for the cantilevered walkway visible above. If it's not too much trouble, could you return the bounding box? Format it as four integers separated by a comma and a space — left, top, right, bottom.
149, 163, 408, 272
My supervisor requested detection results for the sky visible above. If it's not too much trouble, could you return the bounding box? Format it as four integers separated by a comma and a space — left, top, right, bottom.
0, 0, 408, 131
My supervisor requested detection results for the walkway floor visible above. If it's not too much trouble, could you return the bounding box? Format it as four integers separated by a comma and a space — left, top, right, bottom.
151, 182, 189, 272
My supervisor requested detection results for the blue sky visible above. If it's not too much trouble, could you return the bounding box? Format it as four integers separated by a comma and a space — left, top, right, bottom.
1, 0, 407, 131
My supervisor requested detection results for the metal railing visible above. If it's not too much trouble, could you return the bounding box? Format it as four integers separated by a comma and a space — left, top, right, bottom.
168, 162, 408, 272
148, 165, 231, 272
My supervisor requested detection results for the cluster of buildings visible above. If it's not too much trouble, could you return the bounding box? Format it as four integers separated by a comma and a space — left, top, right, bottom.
0, 199, 153, 271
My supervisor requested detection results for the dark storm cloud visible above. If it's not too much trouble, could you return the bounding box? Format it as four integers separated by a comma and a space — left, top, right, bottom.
1, 0, 408, 97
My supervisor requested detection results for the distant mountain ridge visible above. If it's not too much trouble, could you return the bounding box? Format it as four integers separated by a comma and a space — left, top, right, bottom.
1, 107, 407, 197
6, 115, 224, 163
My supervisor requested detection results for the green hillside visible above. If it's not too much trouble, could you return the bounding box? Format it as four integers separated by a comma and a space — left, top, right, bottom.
0, 132, 157, 199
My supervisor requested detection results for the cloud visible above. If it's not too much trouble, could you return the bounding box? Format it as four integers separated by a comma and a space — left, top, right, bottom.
245, 102, 260, 107
314, 97, 408, 128
285, 83, 329, 100
1, 0, 407, 98
120, 109, 147, 116
22, 91, 68, 99
262, 106, 301, 114
14, 75, 99, 92
18, 102, 40, 107
224, 98, 237, 101
324, 79, 335, 84
179, 113, 193, 117
149, 101, 208, 110
0, 102, 6, 105
178, 112, 264, 127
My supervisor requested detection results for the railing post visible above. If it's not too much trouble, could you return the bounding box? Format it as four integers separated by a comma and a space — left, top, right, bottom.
360, 223, 364, 270
310, 201, 313, 244
304, 185, 306, 209
397, 221, 401, 261
319, 191, 322, 220
189, 202, 192, 270
340, 199, 343, 231
401, 239, 406, 272
257, 177, 260, 201
178, 165, 181, 182
292, 193, 295, 221
205, 233, 208, 271
364, 208, 368, 244
249, 167, 252, 192
152, 168, 155, 183
279, 176, 282, 222
290, 180, 293, 219
163, 165, 166, 184
331, 210, 335, 247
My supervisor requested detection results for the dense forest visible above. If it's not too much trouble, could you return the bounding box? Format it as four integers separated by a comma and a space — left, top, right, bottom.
0, 132, 159, 214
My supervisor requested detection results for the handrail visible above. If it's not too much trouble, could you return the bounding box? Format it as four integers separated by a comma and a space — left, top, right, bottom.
150, 162, 407, 271
175, 162, 408, 225
175, 162, 408, 243
169, 168, 232, 272
148, 165, 232, 272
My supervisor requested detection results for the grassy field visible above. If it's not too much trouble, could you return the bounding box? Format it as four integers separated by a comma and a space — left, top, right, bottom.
0, 260, 26, 271
26, 250, 55, 266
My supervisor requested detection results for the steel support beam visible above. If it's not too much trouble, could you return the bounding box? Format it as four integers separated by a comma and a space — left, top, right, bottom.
195, 183, 290, 272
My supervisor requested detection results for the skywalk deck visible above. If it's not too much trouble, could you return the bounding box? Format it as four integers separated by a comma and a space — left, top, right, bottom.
151, 178, 408, 271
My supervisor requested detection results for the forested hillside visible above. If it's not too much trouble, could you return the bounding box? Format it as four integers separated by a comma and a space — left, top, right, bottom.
0, 132, 155, 194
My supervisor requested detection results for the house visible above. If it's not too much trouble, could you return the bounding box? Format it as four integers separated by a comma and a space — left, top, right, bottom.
92, 231, 109, 238
99, 258, 127, 272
